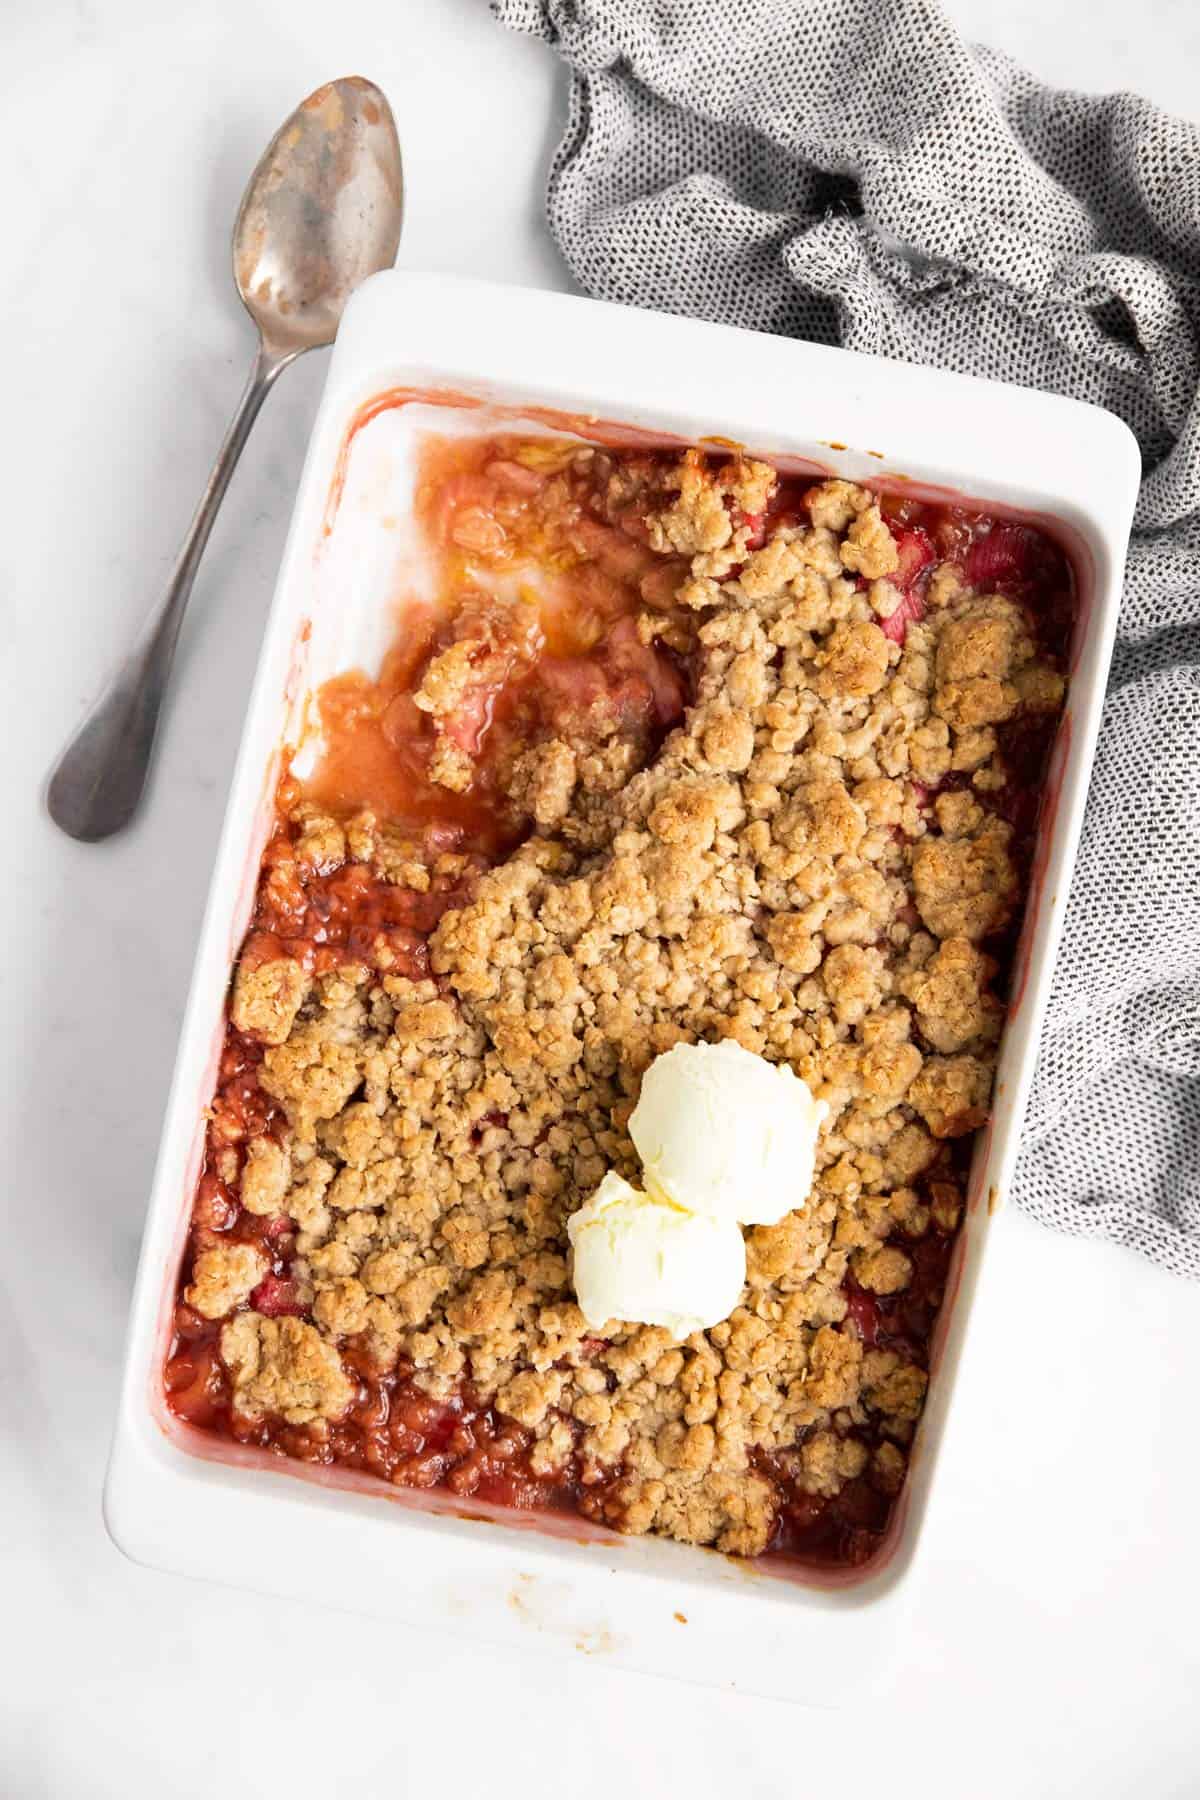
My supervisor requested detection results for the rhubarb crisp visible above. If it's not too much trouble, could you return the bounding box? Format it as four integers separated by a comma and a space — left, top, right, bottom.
165, 425, 1075, 1568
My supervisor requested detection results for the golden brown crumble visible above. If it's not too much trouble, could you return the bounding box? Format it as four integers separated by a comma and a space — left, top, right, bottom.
908, 1054, 994, 1139
240, 1137, 291, 1216
839, 505, 901, 580
220, 1314, 354, 1424
911, 818, 1015, 941
185, 1243, 266, 1320
193, 450, 1070, 1562
230, 959, 310, 1046
900, 937, 1001, 1054
293, 805, 347, 875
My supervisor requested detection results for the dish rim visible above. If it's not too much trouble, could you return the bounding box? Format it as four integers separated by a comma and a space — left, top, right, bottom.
104, 268, 1139, 1700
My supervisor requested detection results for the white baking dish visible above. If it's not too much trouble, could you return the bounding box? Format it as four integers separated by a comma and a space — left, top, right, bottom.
105, 270, 1139, 1702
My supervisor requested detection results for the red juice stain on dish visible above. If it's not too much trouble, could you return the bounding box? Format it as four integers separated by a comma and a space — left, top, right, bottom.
166, 430, 1078, 1574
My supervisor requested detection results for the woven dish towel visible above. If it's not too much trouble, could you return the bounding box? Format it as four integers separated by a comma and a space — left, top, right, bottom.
495, 0, 1200, 1276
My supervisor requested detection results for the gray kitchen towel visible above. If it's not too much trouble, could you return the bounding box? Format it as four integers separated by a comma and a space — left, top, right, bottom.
495, 0, 1200, 1276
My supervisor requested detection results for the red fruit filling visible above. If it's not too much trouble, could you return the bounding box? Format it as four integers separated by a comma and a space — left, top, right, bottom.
966, 521, 1038, 589
249, 1275, 307, 1319
163, 434, 1075, 1574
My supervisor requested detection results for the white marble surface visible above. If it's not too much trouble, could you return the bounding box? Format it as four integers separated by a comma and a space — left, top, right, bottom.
3, 1, 1199, 1793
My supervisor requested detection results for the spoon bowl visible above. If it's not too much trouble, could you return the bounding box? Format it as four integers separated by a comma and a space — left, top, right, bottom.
236, 76, 403, 355
47, 76, 403, 842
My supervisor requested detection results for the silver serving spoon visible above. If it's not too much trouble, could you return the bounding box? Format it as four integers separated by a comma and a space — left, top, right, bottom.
48, 76, 403, 842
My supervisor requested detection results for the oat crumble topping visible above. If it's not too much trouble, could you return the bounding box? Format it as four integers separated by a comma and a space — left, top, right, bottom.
165, 434, 1073, 1568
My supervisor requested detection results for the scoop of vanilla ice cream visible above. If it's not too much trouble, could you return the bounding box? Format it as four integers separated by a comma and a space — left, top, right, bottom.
628, 1039, 827, 1227
567, 1172, 746, 1341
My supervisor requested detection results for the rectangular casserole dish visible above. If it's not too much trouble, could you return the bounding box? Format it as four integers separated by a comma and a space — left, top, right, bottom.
105, 269, 1139, 1702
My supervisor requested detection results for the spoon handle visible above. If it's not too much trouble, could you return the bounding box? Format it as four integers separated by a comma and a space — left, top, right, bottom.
47, 339, 295, 842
